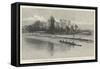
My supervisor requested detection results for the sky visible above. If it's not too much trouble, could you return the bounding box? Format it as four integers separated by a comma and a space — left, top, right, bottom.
20, 5, 95, 30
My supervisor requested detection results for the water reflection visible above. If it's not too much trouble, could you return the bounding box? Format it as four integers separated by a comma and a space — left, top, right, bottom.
48, 42, 54, 56
21, 34, 94, 60
25, 38, 73, 57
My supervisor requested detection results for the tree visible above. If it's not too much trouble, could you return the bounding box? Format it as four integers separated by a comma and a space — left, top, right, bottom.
25, 25, 33, 33
48, 16, 55, 34
70, 24, 79, 40
66, 25, 70, 34
32, 20, 41, 31
74, 24, 79, 33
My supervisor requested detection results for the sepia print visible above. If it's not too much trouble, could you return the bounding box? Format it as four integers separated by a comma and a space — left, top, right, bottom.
20, 5, 96, 64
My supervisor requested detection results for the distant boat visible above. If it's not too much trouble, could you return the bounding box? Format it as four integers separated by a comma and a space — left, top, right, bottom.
59, 40, 82, 46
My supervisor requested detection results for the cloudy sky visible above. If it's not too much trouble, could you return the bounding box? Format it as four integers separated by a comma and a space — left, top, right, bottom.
20, 5, 95, 29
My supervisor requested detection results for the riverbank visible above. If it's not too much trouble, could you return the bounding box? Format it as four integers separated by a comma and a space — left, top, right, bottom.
22, 32, 93, 46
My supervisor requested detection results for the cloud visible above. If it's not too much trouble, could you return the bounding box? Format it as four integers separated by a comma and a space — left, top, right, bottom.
22, 15, 47, 22
22, 17, 34, 21
33, 15, 46, 21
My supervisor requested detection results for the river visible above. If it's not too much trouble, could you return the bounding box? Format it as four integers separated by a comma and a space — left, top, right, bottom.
20, 34, 95, 63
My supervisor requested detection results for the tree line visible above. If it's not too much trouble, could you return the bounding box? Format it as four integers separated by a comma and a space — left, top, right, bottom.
23, 16, 89, 35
